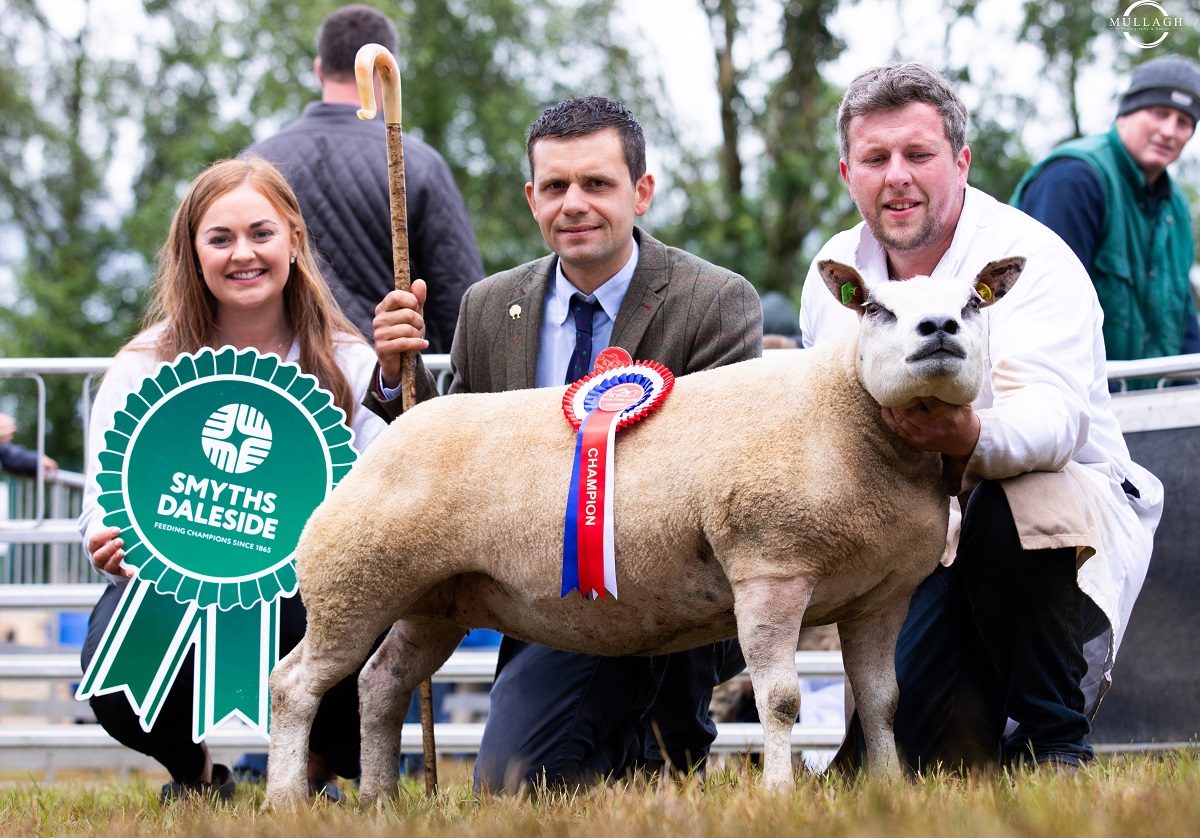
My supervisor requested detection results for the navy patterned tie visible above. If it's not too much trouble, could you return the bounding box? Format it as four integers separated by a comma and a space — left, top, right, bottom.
565, 294, 602, 384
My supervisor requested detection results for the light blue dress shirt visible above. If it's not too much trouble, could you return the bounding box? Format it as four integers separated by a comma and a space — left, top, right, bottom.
382, 240, 640, 399
535, 239, 639, 388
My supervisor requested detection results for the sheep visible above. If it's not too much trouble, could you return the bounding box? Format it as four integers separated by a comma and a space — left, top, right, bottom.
264, 256, 1024, 806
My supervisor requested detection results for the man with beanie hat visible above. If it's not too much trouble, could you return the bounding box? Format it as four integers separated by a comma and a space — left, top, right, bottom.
1013, 55, 1200, 388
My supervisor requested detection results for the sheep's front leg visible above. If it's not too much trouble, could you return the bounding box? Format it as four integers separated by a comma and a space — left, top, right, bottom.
732, 575, 812, 791
837, 594, 911, 779
357, 618, 466, 806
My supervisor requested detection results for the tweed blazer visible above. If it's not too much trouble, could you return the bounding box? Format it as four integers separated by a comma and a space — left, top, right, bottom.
365, 227, 762, 421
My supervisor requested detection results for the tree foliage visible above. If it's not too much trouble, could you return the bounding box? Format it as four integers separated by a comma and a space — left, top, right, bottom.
662, 0, 855, 298
0, 0, 648, 470
0, 0, 145, 468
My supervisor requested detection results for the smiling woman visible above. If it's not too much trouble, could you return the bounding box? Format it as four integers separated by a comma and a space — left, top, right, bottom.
194, 185, 300, 341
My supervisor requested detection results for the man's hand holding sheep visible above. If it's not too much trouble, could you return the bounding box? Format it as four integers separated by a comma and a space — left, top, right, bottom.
882, 398, 980, 459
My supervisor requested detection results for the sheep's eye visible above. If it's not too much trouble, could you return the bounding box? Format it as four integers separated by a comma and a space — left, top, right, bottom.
963, 298, 982, 317
863, 302, 893, 323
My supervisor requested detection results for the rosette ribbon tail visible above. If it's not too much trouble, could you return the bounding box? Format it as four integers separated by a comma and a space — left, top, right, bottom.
560, 431, 585, 597
560, 408, 620, 600
77, 578, 280, 741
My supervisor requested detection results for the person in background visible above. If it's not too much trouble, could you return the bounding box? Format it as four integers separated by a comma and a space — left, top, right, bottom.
759, 290, 801, 349
0, 412, 58, 478
800, 62, 1161, 774
1013, 55, 1200, 388
246, 3, 483, 350
79, 158, 386, 803
367, 95, 762, 792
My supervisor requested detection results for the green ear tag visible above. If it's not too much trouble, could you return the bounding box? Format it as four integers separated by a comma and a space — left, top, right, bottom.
841, 282, 857, 305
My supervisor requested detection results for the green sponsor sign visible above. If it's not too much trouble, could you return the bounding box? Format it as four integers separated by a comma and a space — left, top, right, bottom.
77, 347, 358, 741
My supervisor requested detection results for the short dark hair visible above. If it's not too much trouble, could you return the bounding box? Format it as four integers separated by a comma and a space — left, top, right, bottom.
837, 63, 969, 159
525, 96, 647, 184
317, 4, 399, 82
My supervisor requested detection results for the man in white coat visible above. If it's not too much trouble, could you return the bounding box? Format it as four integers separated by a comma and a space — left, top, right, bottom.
799, 63, 1163, 772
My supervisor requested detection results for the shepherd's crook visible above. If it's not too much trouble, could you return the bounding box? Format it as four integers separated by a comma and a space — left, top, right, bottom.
354, 42, 438, 795
355, 43, 418, 413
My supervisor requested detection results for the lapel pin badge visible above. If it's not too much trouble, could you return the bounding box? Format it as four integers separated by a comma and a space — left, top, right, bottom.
509, 304, 522, 320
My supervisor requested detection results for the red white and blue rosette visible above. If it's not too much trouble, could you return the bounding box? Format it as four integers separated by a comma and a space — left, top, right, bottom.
560, 347, 673, 600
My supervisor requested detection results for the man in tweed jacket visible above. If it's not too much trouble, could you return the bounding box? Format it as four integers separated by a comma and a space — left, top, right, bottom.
366, 96, 761, 791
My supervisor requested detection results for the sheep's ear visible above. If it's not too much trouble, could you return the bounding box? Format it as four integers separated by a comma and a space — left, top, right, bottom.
973, 257, 1025, 308
819, 260, 868, 315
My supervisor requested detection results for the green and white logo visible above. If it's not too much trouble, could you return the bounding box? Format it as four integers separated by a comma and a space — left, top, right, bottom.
201, 404, 272, 473
1107, 2, 1185, 49
78, 347, 358, 741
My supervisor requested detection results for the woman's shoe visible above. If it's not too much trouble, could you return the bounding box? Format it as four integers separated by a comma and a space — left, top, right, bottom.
159, 763, 236, 804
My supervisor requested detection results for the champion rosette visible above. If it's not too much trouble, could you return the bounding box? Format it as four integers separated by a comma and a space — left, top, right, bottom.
560, 349, 673, 599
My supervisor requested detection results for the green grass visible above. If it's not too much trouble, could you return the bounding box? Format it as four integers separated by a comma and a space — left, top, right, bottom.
3, 751, 1200, 837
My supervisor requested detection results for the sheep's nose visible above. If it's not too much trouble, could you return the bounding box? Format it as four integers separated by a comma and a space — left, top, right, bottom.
917, 316, 959, 336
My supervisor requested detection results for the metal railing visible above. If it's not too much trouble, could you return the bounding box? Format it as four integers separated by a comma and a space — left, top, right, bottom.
0, 581, 847, 768
2, 350, 1198, 772
4, 350, 1196, 574
2, 471, 93, 584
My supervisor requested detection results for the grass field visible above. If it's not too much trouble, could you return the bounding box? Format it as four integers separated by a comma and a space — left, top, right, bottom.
3, 750, 1199, 837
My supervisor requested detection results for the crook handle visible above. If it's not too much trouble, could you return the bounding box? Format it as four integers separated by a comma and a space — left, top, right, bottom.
354, 43, 401, 124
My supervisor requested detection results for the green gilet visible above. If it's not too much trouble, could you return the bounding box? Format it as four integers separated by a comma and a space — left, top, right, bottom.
1012, 125, 1195, 364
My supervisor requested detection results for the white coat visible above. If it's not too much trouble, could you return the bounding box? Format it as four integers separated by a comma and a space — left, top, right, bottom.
799, 186, 1164, 714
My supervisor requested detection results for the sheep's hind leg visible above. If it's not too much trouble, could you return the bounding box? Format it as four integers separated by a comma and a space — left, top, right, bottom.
357, 617, 466, 806
265, 625, 379, 808
732, 574, 813, 791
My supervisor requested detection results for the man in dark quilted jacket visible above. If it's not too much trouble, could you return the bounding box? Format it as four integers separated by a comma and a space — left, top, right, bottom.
247, 4, 484, 352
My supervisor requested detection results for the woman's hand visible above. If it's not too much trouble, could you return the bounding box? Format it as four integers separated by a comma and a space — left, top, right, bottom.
89, 526, 133, 578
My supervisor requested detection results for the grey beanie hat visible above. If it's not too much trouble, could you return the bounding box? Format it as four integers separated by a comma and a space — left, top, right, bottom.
1117, 55, 1200, 125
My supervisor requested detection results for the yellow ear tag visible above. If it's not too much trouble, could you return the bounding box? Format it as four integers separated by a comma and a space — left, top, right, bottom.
841, 282, 857, 305
975, 282, 993, 302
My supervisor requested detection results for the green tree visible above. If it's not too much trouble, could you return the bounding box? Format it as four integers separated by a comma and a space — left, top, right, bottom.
663, 0, 854, 300
0, 0, 655, 470
0, 0, 144, 469
758, 0, 855, 294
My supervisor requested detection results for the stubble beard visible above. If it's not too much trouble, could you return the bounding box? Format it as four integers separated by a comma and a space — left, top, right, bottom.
864, 206, 940, 255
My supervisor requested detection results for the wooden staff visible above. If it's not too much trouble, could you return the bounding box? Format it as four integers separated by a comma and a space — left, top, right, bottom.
355, 43, 418, 412
354, 42, 438, 795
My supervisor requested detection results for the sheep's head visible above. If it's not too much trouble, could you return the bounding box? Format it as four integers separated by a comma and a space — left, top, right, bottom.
818, 257, 1024, 408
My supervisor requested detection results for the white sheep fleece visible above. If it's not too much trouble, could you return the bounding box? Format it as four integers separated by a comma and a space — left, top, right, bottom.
265, 268, 1014, 806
